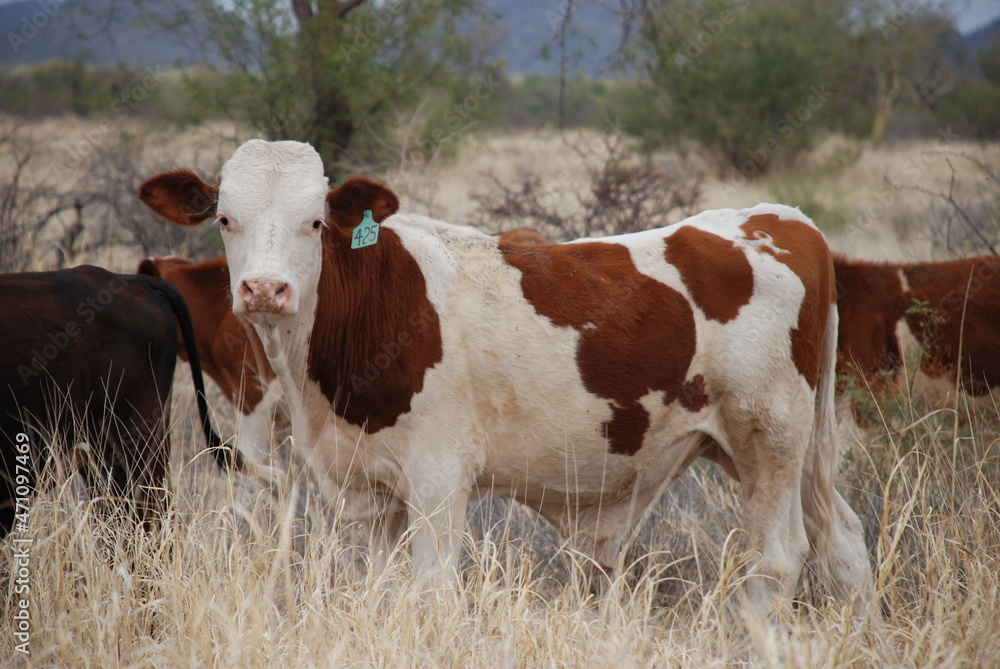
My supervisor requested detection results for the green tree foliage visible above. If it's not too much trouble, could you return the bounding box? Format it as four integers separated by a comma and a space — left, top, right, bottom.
0, 60, 164, 117
621, 0, 846, 174
165, 0, 496, 177
847, 5, 962, 142
619, 0, 963, 175
936, 35, 1000, 139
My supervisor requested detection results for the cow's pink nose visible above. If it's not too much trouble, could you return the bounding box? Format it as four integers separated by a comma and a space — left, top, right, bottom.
240, 279, 291, 313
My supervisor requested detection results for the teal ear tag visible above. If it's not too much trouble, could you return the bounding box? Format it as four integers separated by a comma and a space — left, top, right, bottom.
351, 210, 379, 249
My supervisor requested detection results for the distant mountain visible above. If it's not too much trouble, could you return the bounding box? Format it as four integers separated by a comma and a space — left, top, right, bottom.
965, 16, 1000, 52
0, 0, 623, 76
3, 1, 990, 77
483, 0, 623, 76
0, 0, 208, 67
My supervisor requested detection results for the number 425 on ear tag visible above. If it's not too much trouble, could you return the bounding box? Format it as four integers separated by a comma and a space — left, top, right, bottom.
351, 210, 379, 249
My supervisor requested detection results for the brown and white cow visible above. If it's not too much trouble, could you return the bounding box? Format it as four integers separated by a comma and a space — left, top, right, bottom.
137, 236, 540, 465
493, 227, 550, 245
139, 140, 874, 623
835, 254, 1000, 395
0, 266, 236, 536
137, 256, 284, 465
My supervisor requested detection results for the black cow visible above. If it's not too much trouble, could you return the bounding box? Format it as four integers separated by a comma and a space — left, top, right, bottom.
0, 265, 241, 536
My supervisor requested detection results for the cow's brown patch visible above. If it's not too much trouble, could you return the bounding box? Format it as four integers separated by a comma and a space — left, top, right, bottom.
900, 255, 1000, 394
308, 179, 443, 433
138, 255, 273, 414
679, 374, 709, 412
496, 227, 550, 245
740, 215, 833, 389
832, 256, 908, 388
664, 226, 754, 323
502, 241, 698, 456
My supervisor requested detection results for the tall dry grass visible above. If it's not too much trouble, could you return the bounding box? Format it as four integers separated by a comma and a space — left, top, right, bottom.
2, 120, 999, 666
2, 368, 999, 667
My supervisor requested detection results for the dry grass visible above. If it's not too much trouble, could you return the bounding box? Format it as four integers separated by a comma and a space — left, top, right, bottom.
3, 371, 1000, 666
2, 120, 1000, 666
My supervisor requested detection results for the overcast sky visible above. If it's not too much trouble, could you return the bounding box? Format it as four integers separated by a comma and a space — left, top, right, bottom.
955, 0, 1000, 31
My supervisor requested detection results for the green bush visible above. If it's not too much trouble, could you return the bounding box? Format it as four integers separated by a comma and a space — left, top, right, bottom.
0, 61, 176, 119
935, 80, 1000, 140
623, 0, 845, 175
490, 75, 616, 129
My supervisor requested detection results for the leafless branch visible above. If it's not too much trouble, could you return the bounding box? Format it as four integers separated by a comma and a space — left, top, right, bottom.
890, 150, 1000, 257
473, 137, 702, 242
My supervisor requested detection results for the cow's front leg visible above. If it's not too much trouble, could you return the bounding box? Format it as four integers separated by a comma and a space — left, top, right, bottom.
367, 493, 408, 576
403, 455, 472, 586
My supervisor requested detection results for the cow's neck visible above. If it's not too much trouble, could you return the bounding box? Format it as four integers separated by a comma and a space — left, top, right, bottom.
304, 225, 443, 433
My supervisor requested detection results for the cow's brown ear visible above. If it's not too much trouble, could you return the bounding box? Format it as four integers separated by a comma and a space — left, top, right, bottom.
326, 177, 400, 229
137, 258, 161, 277
139, 169, 218, 226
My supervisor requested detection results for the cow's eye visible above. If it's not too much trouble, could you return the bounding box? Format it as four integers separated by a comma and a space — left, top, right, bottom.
218, 216, 230, 228
312, 219, 323, 230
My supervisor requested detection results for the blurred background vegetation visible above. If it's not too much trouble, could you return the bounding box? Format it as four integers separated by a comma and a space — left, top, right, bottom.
0, 0, 997, 177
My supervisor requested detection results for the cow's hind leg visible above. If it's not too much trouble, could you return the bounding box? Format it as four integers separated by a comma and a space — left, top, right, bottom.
742, 467, 810, 622
728, 410, 812, 624
800, 464, 875, 615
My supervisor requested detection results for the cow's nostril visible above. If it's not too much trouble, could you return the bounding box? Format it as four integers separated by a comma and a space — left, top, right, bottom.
240, 279, 292, 313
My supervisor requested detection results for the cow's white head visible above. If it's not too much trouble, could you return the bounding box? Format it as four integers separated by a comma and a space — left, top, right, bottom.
141, 140, 397, 327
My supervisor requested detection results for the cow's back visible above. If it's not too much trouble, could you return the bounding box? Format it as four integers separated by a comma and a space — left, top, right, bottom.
902, 256, 1000, 393
833, 256, 909, 384
390, 206, 835, 506
0, 266, 179, 533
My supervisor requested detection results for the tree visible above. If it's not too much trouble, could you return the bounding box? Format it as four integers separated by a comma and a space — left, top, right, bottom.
160, 0, 496, 177
935, 34, 1000, 139
619, 0, 847, 175
841, 2, 962, 142
617, 0, 964, 173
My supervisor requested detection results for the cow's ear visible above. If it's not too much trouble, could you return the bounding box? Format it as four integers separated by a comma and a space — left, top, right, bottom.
139, 169, 218, 226
137, 258, 161, 277
326, 177, 400, 229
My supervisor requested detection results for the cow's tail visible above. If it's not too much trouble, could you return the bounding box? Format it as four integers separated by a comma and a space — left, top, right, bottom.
150, 278, 245, 472
806, 297, 842, 557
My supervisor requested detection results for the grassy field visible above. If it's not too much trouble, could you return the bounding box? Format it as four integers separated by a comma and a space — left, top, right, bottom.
2, 119, 999, 666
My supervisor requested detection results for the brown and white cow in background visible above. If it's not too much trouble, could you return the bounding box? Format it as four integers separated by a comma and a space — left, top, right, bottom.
493, 226, 550, 245
137, 256, 285, 466
834, 254, 1000, 395
139, 139, 874, 624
